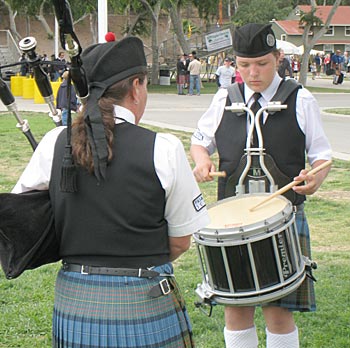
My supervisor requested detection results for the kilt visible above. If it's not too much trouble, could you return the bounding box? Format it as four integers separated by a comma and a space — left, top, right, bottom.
177, 75, 186, 85
263, 207, 316, 312
52, 263, 194, 348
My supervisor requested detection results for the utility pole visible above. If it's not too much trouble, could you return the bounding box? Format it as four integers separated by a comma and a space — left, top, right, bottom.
98, 0, 108, 43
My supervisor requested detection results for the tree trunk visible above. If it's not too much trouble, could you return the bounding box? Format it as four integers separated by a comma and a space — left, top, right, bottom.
35, 1, 53, 39
89, 13, 98, 45
140, 0, 162, 85
168, 1, 190, 55
299, 0, 342, 86
1, 0, 21, 41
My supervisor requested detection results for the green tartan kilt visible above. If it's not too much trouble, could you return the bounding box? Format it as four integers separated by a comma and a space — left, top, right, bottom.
264, 208, 316, 312
52, 263, 195, 347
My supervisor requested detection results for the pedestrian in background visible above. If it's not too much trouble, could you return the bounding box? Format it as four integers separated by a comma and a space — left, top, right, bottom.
277, 49, 293, 79
215, 57, 236, 88
56, 70, 78, 126
176, 54, 187, 95
187, 53, 201, 96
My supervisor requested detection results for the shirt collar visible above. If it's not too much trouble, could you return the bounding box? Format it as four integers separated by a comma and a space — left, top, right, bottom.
244, 73, 282, 103
113, 105, 136, 124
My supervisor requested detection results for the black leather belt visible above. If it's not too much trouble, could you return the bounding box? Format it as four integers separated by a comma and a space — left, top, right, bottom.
62, 263, 160, 279
148, 279, 173, 298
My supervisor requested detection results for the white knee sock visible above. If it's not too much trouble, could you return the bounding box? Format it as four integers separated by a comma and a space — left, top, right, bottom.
266, 326, 299, 348
224, 326, 258, 348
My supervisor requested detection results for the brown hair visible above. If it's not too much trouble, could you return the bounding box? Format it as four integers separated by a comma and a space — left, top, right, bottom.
71, 72, 147, 173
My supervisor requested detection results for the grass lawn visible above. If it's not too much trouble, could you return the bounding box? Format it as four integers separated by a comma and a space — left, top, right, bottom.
0, 112, 349, 347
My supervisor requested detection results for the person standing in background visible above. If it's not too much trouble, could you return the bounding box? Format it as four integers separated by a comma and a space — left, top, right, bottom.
314, 53, 322, 78
56, 70, 78, 126
215, 57, 236, 88
278, 49, 293, 79
176, 54, 188, 95
187, 53, 202, 96
292, 56, 300, 79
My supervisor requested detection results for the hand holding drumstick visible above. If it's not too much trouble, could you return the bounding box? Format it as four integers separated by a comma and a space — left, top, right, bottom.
209, 171, 226, 178
250, 160, 332, 211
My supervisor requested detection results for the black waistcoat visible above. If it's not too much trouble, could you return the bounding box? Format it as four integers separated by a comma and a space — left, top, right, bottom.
49, 122, 168, 268
215, 84, 305, 205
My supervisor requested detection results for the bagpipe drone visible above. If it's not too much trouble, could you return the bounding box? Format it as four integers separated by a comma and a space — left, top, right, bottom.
0, 0, 88, 279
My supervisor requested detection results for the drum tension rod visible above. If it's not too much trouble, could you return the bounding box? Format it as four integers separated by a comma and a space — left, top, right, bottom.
194, 299, 217, 317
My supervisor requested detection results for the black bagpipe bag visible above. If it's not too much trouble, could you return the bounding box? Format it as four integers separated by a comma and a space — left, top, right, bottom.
0, 190, 60, 279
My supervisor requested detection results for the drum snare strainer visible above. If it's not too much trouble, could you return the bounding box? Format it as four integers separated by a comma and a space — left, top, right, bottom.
194, 193, 308, 307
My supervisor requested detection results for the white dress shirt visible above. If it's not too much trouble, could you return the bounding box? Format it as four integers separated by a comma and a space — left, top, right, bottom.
191, 73, 332, 165
13, 105, 210, 237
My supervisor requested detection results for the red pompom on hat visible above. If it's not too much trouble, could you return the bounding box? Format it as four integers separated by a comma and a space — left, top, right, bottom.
105, 32, 116, 42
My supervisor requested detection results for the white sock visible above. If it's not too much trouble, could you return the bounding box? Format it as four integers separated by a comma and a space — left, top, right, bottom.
224, 326, 258, 348
266, 326, 299, 348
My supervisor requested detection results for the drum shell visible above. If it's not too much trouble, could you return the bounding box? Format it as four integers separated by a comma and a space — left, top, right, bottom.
194, 194, 305, 305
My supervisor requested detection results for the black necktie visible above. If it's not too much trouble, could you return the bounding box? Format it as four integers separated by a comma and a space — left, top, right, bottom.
250, 92, 262, 116
250, 92, 262, 147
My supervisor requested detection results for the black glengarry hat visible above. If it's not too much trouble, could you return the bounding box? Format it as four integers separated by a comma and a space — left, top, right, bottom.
233, 23, 276, 58
81, 37, 147, 182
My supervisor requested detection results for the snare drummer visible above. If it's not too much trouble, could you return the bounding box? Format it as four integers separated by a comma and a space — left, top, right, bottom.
190, 23, 332, 348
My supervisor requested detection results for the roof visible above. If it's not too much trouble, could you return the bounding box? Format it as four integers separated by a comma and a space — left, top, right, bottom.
273, 20, 303, 36
298, 5, 350, 26
272, 5, 350, 37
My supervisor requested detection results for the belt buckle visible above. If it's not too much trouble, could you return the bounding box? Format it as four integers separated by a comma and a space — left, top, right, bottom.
159, 278, 171, 295
81, 265, 89, 275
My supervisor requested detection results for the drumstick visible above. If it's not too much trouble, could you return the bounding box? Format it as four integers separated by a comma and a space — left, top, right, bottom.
209, 171, 227, 177
249, 160, 332, 211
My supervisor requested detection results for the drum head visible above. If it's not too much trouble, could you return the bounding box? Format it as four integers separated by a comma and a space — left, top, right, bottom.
206, 194, 291, 231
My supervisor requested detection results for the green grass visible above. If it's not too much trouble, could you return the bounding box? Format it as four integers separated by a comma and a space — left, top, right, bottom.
323, 108, 350, 115
0, 113, 349, 347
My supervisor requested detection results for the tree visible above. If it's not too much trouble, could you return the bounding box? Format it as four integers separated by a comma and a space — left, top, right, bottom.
139, 0, 163, 85
298, 0, 342, 86
232, 0, 292, 25
0, 0, 21, 41
165, 0, 190, 56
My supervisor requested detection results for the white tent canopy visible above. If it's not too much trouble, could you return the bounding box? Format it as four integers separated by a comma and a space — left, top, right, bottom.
298, 45, 325, 55
276, 39, 301, 55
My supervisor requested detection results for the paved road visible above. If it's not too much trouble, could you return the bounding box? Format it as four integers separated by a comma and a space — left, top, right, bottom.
1, 77, 349, 160
142, 91, 350, 161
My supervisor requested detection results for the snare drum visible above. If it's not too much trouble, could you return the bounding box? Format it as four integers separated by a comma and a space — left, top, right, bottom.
194, 194, 306, 306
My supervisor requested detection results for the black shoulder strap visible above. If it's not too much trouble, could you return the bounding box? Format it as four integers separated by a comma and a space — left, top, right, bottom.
269, 79, 302, 115
226, 79, 302, 116
226, 82, 246, 116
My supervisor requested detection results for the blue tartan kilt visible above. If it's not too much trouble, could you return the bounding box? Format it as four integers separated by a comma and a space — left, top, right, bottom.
263, 207, 316, 312
52, 263, 194, 348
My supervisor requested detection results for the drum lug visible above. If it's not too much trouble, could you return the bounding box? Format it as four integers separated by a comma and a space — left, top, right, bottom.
303, 256, 317, 282
194, 299, 216, 317
195, 283, 217, 317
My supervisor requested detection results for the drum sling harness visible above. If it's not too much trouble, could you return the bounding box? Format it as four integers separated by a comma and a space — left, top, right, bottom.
224, 80, 302, 202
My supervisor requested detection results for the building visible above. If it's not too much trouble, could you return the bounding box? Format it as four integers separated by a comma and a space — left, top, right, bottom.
271, 5, 350, 54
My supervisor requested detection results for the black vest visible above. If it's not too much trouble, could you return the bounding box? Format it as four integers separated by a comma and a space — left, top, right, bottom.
49, 122, 168, 268
215, 82, 306, 205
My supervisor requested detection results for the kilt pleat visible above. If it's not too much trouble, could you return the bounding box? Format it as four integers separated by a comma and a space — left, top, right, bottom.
264, 208, 316, 312
52, 263, 194, 348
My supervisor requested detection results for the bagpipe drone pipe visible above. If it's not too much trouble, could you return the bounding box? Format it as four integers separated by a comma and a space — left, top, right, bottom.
0, 0, 89, 279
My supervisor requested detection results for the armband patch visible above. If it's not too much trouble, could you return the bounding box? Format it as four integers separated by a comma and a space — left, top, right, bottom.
193, 129, 204, 141
193, 194, 206, 212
